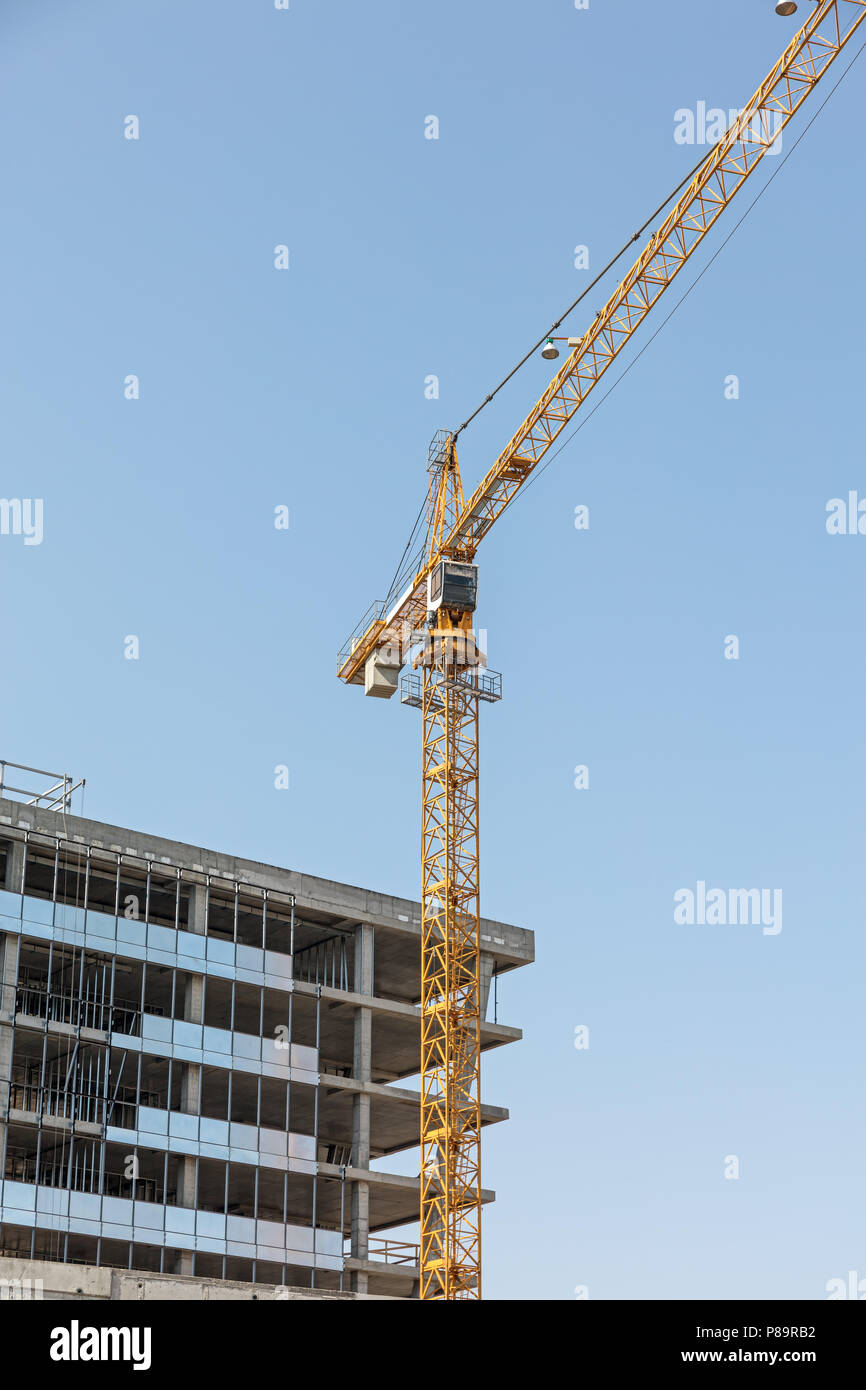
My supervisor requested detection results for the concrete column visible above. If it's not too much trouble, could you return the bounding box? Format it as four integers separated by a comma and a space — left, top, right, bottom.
0, 933, 20, 1151
186, 883, 207, 936
2, 840, 28, 1158
0, 933, 20, 1020
179, 973, 204, 1115
0, 932, 20, 1108
175, 897, 205, 1276
350, 923, 373, 1294
3, 841, 25, 894
174, 1092, 199, 1271
176, 974, 202, 1242
174, 1133, 198, 1272
179, 1060, 201, 1118
479, 952, 495, 1022
183, 975, 204, 1023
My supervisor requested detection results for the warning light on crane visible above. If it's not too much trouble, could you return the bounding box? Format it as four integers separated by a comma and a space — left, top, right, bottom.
541, 337, 559, 360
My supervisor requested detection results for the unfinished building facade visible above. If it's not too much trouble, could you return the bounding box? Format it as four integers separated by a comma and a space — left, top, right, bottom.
0, 793, 533, 1298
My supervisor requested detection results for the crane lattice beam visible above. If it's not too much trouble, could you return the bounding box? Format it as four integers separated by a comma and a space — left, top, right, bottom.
336, 0, 865, 691
444, 0, 865, 555
336, 0, 865, 1302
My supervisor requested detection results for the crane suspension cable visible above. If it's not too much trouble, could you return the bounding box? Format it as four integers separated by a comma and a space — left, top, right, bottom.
452, 150, 711, 440
512, 34, 866, 511
383, 152, 714, 606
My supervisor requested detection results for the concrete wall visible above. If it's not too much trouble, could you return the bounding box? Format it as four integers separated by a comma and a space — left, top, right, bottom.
0, 1256, 391, 1301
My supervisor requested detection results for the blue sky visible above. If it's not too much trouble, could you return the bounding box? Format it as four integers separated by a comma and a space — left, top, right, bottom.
1, 0, 864, 1299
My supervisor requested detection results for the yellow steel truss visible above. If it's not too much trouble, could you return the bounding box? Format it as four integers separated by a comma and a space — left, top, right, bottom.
419, 652, 481, 1299
336, 0, 866, 692
337, 0, 866, 1301
443, 0, 866, 555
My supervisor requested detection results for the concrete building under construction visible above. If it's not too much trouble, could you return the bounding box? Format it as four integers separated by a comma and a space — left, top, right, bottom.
0, 772, 533, 1299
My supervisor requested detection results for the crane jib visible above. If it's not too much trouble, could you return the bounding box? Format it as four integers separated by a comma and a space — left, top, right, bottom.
337, 0, 866, 691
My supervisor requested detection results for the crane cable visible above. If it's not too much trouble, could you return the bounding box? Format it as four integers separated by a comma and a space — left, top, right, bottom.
383, 149, 713, 608
452, 150, 713, 441
385, 33, 863, 609
382, 494, 428, 611
510, 33, 866, 513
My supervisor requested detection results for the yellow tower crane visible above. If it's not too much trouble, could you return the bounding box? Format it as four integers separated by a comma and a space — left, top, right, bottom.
336, 0, 865, 1300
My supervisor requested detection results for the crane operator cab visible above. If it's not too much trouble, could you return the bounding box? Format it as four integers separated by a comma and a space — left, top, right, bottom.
423, 559, 482, 672
427, 560, 478, 615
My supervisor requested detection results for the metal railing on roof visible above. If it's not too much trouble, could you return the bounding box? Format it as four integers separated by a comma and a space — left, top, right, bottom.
0, 759, 85, 812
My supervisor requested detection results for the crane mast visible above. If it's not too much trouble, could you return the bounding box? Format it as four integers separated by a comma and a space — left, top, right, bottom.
336, 0, 865, 1300
418, 438, 488, 1299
